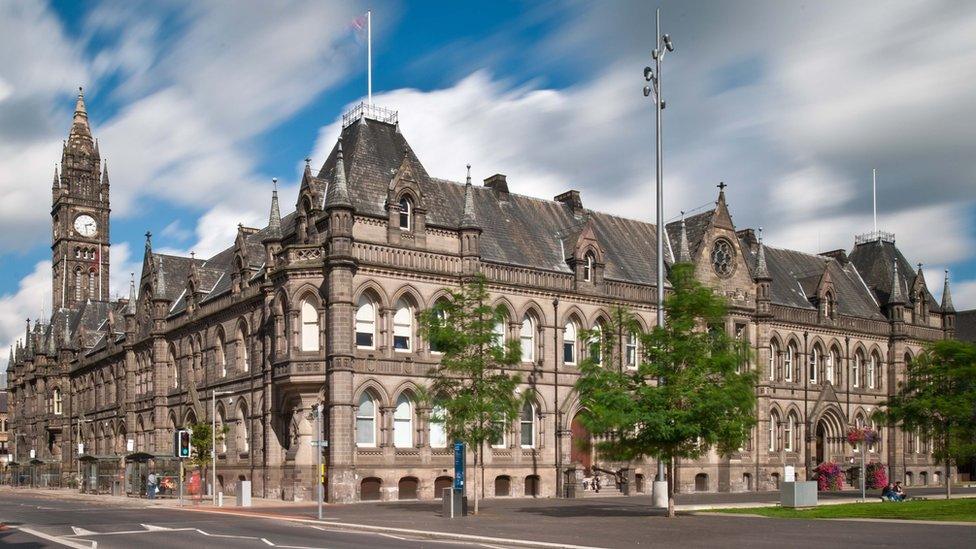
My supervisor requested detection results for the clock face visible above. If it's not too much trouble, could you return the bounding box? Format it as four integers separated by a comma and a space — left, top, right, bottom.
74, 214, 97, 237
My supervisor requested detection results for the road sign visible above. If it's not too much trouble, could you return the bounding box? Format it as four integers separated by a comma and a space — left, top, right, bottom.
453, 441, 465, 491
310, 440, 329, 447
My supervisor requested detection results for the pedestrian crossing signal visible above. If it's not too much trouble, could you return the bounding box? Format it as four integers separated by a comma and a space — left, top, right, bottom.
175, 429, 191, 458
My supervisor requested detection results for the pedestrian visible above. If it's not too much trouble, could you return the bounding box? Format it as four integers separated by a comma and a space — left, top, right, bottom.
894, 481, 906, 501
147, 472, 157, 500
593, 475, 601, 494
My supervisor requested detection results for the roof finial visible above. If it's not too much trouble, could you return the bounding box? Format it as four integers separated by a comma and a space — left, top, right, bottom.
144, 231, 153, 252
126, 273, 137, 315
942, 269, 955, 313
889, 259, 905, 304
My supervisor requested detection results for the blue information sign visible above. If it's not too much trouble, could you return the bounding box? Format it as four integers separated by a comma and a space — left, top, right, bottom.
453, 441, 465, 491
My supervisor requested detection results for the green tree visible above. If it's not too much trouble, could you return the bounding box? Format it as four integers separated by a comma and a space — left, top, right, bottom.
188, 421, 227, 495
419, 275, 524, 515
883, 339, 976, 499
575, 263, 757, 517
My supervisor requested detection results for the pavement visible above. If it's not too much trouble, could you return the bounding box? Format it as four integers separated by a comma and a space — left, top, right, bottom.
2, 486, 975, 548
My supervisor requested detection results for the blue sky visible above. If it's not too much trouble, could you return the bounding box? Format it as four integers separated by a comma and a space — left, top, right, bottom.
2, 0, 975, 366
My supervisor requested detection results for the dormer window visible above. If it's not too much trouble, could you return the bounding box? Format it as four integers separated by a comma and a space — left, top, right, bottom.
583, 252, 594, 282
398, 197, 412, 230
824, 291, 835, 318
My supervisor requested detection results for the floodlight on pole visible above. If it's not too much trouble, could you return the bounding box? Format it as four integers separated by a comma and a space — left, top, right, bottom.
642, 6, 675, 511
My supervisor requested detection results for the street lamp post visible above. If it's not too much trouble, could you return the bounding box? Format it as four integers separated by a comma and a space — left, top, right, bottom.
643, 7, 675, 510
76, 417, 93, 482
211, 390, 232, 506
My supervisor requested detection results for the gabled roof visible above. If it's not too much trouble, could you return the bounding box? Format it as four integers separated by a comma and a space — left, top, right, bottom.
666, 209, 714, 261
957, 310, 976, 342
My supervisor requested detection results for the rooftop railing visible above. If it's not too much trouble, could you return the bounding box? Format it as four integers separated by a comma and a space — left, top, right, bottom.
341, 102, 398, 129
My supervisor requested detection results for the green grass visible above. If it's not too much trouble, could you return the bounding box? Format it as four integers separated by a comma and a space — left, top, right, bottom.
709, 497, 976, 522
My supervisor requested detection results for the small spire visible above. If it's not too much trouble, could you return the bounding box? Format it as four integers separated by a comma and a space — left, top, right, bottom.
268, 177, 282, 236
460, 164, 478, 229
52, 165, 60, 189
126, 273, 137, 315
755, 227, 770, 280
889, 260, 905, 304
677, 211, 691, 263
324, 138, 352, 208
74, 86, 88, 120
942, 269, 955, 313
101, 161, 110, 186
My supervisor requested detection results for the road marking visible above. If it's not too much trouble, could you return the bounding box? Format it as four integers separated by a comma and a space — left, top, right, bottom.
71, 526, 98, 536
140, 523, 172, 531
261, 538, 275, 545
17, 526, 97, 549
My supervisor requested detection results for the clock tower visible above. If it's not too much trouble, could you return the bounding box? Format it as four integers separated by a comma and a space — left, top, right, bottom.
52, 88, 110, 309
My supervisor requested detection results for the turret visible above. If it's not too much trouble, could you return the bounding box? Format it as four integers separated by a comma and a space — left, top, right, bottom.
676, 211, 691, 264
459, 164, 481, 277
942, 269, 956, 337
754, 228, 772, 318
262, 177, 284, 270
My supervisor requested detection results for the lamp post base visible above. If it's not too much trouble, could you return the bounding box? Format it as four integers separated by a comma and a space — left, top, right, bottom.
652, 480, 668, 508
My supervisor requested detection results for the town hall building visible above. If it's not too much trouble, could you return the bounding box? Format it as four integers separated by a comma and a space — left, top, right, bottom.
5, 91, 957, 501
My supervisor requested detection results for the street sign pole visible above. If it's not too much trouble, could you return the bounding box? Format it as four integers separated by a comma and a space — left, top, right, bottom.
178, 458, 184, 508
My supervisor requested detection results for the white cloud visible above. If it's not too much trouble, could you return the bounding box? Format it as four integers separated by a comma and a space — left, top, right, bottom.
0, 260, 52, 373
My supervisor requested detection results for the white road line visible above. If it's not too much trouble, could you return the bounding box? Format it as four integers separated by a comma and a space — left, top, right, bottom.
17, 526, 97, 549
71, 526, 98, 536
140, 523, 172, 531
261, 538, 275, 545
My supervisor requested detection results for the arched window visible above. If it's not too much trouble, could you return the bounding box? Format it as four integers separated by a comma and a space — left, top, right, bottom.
393, 394, 413, 448
810, 346, 820, 383
493, 317, 506, 348
216, 332, 227, 377
768, 410, 779, 452
520, 315, 535, 362
216, 408, 226, 453
356, 393, 376, 447
853, 351, 862, 388
583, 252, 594, 282
785, 343, 796, 382
870, 419, 880, 453
520, 401, 536, 448
826, 348, 837, 385
769, 341, 778, 381
53, 388, 63, 415
237, 403, 249, 453
785, 412, 797, 451
74, 268, 83, 301
89, 270, 96, 297
868, 353, 877, 389
430, 301, 449, 354
169, 344, 179, 389
589, 324, 604, 364
398, 196, 412, 230
393, 300, 413, 351
563, 321, 578, 365
429, 404, 447, 448
626, 331, 638, 369
237, 325, 250, 372
824, 291, 835, 318
355, 296, 376, 349
300, 300, 319, 351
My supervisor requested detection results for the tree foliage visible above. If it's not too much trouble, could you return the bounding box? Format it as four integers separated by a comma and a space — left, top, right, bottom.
419, 275, 524, 514
883, 339, 976, 498
575, 263, 757, 516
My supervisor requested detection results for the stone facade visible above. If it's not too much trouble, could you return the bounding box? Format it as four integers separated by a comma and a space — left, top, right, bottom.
5, 97, 957, 502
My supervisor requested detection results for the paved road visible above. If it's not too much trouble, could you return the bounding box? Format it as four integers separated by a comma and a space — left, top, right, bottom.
0, 492, 486, 549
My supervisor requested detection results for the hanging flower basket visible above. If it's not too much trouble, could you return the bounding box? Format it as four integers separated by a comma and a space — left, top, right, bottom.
846, 427, 880, 447
815, 461, 844, 491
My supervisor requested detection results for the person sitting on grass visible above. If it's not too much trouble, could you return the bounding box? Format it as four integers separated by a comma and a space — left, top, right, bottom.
894, 481, 907, 501
881, 483, 900, 502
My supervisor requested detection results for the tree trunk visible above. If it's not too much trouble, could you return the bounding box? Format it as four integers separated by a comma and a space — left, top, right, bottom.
472, 446, 480, 515
666, 457, 675, 518
945, 459, 952, 500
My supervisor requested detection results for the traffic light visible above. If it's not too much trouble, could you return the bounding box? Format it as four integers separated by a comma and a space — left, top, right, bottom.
175, 429, 191, 458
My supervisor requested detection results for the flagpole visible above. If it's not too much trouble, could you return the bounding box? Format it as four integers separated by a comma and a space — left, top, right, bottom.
367, 9, 372, 106
872, 168, 877, 234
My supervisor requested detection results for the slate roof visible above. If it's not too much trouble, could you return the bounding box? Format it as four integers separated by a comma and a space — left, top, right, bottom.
316, 118, 670, 284
741, 243, 885, 320
849, 239, 941, 312
956, 310, 976, 343
0, 390, 8, 413
666, 210, 714, 261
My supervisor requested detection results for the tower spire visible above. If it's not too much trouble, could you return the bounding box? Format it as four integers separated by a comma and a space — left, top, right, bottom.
755, 227, 770, 280
325, 138, 352, 208
889, 260, 905, 304
126, 273, 137, 315
677, 211, 691, 263
268, 177, 282, 236
460, 164, 478, 229
942, 269, 955, 312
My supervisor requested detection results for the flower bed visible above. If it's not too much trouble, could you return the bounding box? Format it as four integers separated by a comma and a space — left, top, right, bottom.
866, 462, 888, 489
